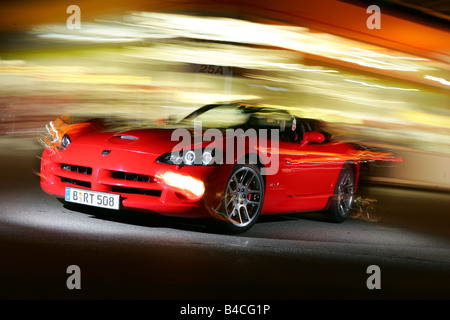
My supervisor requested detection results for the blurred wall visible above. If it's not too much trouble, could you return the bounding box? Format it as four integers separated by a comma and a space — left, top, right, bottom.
367, 148, 450, 190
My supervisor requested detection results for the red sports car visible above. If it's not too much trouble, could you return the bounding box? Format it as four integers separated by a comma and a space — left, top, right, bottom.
39, 103, 399, 233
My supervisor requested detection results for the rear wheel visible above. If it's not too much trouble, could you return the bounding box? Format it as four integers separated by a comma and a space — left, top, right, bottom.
328, 165, 355, 223
218, 164, 264, 233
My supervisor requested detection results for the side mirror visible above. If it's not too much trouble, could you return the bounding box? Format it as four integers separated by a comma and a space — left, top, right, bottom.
300, 131, 325, 147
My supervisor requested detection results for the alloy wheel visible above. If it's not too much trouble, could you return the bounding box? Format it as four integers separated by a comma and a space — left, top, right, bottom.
223, 166, 263, 228
336, 170, 355, 218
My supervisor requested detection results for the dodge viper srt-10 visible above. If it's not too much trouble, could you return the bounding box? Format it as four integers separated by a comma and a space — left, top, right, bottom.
39, 103, 400, 233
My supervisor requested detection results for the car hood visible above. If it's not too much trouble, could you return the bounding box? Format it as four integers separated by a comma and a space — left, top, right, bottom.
71, 128, 204, 155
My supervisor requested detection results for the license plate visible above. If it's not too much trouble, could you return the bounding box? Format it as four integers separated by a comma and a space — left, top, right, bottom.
65, 187, 120, 210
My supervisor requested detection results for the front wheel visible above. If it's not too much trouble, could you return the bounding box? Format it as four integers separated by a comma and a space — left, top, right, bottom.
217, 164, 265, 233
327, 164, 355, 223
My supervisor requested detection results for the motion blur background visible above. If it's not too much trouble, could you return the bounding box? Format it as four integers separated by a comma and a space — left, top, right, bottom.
1, 0, 449, 190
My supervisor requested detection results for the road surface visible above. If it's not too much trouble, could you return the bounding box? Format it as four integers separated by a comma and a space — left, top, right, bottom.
1, 139, 449, 301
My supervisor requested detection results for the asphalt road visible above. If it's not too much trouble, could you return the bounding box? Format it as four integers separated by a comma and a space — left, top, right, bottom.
1, 140, 449, 302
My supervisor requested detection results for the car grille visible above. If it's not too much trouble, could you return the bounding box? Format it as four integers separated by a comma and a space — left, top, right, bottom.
112, 186, 162, 197
56, 164, 161, 197
104, 170, 160, 196
110, 170, 152, 183
61, 177, 91, 188
61, 164, 92, 175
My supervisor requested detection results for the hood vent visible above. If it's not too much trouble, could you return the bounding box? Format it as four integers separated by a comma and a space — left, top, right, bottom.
108, 134, 139, 144
117, 135, 138, 141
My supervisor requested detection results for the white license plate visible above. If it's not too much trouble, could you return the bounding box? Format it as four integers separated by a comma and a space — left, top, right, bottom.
65, 187, 120, 210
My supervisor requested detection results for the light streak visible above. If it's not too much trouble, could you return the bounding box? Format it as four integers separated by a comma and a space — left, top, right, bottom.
344, 79, 419, 91
424, 75, 450, 86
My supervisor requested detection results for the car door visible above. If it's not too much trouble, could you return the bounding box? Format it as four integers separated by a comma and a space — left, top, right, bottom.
281, 119, 341, 197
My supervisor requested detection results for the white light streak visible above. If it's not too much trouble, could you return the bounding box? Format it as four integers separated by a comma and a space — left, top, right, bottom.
38, 33, 142, 43
424, 75, 450, 86
344, 79, 420, 91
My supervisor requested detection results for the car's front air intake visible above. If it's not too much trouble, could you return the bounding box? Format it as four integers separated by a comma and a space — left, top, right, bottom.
61, 164, 92, 175
110, 170, 151, 183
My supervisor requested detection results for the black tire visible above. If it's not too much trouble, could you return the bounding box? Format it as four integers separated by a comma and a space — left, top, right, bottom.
216, 164, 265, 233
327, 164, 355, 223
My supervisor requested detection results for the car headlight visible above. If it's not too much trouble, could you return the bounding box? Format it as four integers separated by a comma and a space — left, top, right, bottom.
184, 150, 196, 165
157, 148, 216, 166
59, 134, 71, 149
202, 150, 213, 165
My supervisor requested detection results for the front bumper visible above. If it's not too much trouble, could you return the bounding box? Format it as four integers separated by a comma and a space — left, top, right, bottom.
40, 146, 231, 218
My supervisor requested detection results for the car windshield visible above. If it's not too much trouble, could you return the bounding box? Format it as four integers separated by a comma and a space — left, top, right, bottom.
179, 104, 292, 129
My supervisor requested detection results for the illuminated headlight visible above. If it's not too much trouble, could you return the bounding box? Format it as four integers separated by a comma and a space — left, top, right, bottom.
157, 149, 217, 166
184, 150, 196, 165
202, 151, 213, 165
168, 152, 183, 165
60, 134, 71, 149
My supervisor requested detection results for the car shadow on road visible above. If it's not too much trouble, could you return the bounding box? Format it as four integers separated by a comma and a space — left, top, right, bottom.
61, 201, 216, 234
62, 200, 351, 238
60, 193, 378, 236
257, 211, 332, 224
